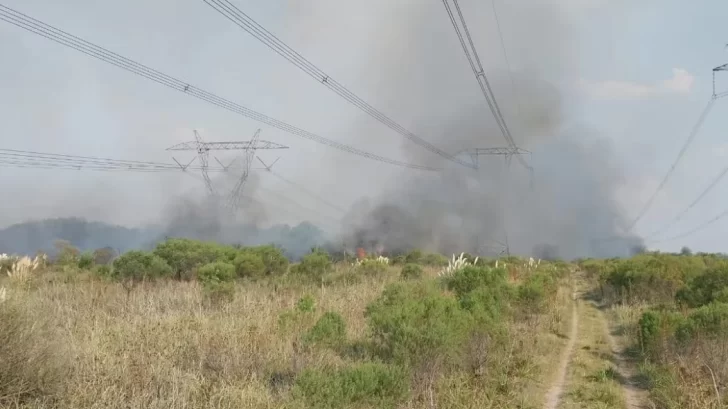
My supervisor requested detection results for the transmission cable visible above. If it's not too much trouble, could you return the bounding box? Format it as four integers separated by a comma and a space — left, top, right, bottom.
202, 0, 473, 169
647, 207, 728, 244
646, 163, 728, 239
264, 170, 347, 214
0, 4, 437, 172
440, 0, 531, 174
622, 97, 717, 234
490, 0, 522, 118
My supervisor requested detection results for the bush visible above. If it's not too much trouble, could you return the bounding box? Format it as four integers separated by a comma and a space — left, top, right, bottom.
296, 294, 316, 313
517, 271, 557, 314
54, 240, 79, 266
675, 302, 728, 341
233, 252, 266, 279
356, 259, 388, 277
445, 266, 508, 299
197, 262, 236, 303
94, 264, 111, 278
400, 263, 423, 280
251, 245, 289, 275
676, 267, 728, 308
422, 253, 449, 267
446, 266, 512, 324
404, 249, 423, 264
365, 281, 473, 368
303, 311, 347, 349
77, 252, 94, 270
111, 251, 173, 285
290, 250, 331, 282
293, 363, 408, 409
153, 238, 233, 280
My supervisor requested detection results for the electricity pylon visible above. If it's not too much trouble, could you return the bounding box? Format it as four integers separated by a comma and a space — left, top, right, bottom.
166, 129, 288, 208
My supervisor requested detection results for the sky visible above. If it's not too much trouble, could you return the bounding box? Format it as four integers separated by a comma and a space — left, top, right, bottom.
0, 0, 727, 255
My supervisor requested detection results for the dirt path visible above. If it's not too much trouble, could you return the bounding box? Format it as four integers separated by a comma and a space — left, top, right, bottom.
543, 288, 579, 409
544, 274, 649, 409
600, 310, 650, 409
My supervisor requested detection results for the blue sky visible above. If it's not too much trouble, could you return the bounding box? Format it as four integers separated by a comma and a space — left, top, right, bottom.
0, 0, 727, 254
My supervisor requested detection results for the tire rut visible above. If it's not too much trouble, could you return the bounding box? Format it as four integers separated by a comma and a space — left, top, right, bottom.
543, 288, 579, 409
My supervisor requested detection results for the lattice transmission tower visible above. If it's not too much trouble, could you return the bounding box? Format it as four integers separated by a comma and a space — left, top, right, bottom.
166, 129, 288, 209
456, 147, 530, 169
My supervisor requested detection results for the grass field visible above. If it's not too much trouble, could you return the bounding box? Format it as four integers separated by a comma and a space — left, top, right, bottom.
0, 245, 574, 409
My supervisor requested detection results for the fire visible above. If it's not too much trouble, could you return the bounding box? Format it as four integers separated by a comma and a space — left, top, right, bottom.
356, 247, 366, 260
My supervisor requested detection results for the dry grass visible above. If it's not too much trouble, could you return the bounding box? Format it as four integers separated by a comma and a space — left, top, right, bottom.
0, 263, 571, 409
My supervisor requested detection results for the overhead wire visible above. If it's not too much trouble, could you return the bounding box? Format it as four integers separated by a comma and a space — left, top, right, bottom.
201, 0, 473, 169
647, 208, 728, 245
264, 170, 347, 215
622, 96, 719, 235
0, 3, 437, 172
0, 148, 227, 172
440, 0, 532, 175
646, 163, 728, 240
490, 0, 522, 118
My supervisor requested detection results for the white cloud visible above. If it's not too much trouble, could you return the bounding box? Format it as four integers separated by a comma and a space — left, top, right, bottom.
580, 68, 695, 100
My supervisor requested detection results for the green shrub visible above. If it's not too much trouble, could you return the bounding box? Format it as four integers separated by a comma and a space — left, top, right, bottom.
517, 272, 557, 314
304, 311, 347, 349
296, 294, 316, 313
153, 238, 233, 280
94, 264, 111, 278
400, 263, 423, 280
233, 252, 266, 279
676, 266, 728, 308
404, 249, 423, 264
293, 363, 408, 409
365, 281, 473, 367
54, 240, 79, 266
675, 302, 728, 341
111, 251, 173, 285
356, 259, 388, 277
251, 245, 289, 275
77, 252, 94, 270
197, 262, 236, 303
422, 252, 449, 267
445, 266, 508, 299
290, 251, 331, 282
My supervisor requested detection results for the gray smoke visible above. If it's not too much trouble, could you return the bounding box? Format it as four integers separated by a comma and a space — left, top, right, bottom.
324, 0, 643, 259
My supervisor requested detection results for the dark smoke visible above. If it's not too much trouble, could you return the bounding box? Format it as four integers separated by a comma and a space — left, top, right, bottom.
334, 1, 643, 260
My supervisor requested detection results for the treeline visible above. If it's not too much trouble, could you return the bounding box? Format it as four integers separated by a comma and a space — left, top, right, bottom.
0, 217, 327, 260
580, 252, 728, 408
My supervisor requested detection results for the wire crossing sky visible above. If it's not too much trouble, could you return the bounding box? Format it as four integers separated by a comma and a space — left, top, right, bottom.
0, 3, 440, 172
202, 0, 476, 170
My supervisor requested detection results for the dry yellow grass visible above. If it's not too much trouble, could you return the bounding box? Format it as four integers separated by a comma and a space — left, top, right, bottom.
0, 263, 572, 409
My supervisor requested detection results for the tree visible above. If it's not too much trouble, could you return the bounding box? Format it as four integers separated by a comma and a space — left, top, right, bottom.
680, 246, 693, 256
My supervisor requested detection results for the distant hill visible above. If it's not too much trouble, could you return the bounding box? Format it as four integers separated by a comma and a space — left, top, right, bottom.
0, 217, 328, 260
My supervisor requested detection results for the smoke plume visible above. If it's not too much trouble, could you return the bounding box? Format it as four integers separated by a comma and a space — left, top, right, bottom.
316, 0, 644, 259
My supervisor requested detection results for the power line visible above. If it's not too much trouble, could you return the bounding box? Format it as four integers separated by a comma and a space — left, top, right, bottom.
0, 149, 227, 172
648, 207, 728, 245
201, 0, 474, 169
490, 0, 521, 118
264, 170, 347, 215
440, 0, 532, 174
622, 96, 718, 234
646, 162, 728, 239
0, 3, 438, 172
